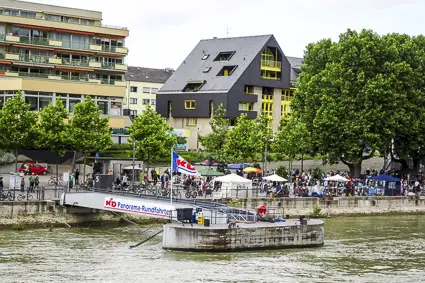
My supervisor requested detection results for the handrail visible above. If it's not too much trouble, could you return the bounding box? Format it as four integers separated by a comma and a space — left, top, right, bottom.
4, 71, 119, 85
261, 59, 282, 69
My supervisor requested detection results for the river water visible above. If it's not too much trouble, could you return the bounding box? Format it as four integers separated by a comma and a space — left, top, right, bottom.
1, 215, 425, 283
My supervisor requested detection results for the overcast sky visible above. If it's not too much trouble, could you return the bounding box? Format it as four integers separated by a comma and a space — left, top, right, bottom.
30, 0, 425, 69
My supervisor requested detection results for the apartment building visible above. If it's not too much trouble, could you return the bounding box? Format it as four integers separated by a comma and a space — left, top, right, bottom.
124, 66, 173, 119
157, 34, 299, 149
0, 0, 130, 137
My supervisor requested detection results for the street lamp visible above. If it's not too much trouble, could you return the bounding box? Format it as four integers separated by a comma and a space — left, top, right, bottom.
131, 140, 136, 188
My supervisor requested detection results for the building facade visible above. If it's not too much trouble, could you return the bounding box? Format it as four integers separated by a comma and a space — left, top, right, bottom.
157, 34, 299, 150
0, 0, 130, 139
124, 67, 174, 119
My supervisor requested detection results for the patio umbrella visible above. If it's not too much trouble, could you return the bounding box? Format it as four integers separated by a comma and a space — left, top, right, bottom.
243, 167, 262, 174
323, 174, 349, 182
197, 167, 225, 177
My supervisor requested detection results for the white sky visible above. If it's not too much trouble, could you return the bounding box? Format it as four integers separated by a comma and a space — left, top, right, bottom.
29, 0, 425, 69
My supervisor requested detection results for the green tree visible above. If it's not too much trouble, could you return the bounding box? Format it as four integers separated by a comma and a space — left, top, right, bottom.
292, 29, 409, 177
68, 96, 112, 178
255, 112, 274, 172
129, 105, 176, 167
199, 104, 229, 163
273, 117, 312, 175
0, 92, 37, 171
224, 114, 263, 166
35, 98, 69, 182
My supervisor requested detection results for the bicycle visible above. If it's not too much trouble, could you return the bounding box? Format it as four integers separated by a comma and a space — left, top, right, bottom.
48, 176, 64, 186
0, 190, 14, 201
17, 192, 33, 201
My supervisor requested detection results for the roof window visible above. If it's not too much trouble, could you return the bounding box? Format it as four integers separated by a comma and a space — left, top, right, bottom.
217, 65, 237, 76
203, 67, 212, 73
214, 51, 235, 61
201, 54, 210, 60
183, 81, 205, 92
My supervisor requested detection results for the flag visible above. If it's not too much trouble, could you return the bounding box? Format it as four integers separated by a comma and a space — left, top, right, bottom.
172, 152, 198, 175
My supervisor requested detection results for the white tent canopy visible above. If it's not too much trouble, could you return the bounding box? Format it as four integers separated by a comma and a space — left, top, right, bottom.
123, 165, 144, 170
324, 174, 349, 182
262, 174, 288, 182
211, 174, 252, 199
212, 173, 252, 183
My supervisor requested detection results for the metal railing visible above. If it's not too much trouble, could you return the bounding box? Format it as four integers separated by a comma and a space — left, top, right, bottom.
261, 59, 282, 69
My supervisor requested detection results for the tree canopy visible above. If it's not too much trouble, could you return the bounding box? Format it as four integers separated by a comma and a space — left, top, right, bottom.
292, 29, 417, 176
129, 104, 176, 163
67, 96, 112, 154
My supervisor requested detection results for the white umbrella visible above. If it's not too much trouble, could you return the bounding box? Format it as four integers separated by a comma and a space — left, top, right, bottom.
324, 174, 349, 182
262, 174, 288, 182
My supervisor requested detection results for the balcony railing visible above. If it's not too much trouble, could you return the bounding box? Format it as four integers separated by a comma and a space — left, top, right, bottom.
3, 71, 122, 86
261, 60, 282, 70
0, 10, 128, 30
0, 34, 127, 54
261, 76, 281, 81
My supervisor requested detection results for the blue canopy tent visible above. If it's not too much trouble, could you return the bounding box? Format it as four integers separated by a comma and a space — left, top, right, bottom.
368, 174, 401, 196
227, 163, 252, 170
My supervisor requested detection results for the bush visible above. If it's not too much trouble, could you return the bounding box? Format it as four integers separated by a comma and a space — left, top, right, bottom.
312, 167, 324, 180
276, 166, 289, 179
311, 204, 322, 218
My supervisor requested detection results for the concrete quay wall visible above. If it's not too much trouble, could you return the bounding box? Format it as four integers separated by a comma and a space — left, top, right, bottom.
162, 220, 324, 252
242, 196, 425, 217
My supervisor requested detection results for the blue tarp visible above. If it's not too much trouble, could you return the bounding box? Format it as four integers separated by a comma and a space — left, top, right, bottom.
227, 163, 251, 170
368, 174, 401, 182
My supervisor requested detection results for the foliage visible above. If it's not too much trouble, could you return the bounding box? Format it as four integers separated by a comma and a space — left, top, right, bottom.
129, 104, 176, 163
292, 29, 412, 176
311, 204, 322, 218
311, 167, 324, 180
0, 93, 37, 151
276, 166, 289, 179
273, 116, 312, 160
199, 104, 229, 163
224, 114, 263, 163
35, 99, 69, 155
67, 96, 112, 154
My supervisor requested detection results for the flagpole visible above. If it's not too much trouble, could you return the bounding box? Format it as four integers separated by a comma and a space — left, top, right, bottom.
170, 147, 173, 204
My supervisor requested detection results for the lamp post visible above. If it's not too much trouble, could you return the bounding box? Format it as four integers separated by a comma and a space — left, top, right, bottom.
131, 140, 136, 188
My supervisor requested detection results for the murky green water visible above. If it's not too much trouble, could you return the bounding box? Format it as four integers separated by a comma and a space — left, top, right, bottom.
1, 216, 424, 283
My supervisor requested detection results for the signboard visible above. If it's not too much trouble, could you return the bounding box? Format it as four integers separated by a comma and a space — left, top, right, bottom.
9, 175, 21, 190
103, 196, 176, 219
172, 129, 190, 151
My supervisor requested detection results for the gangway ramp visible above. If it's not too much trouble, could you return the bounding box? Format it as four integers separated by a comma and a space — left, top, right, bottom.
60, 190, 231, 223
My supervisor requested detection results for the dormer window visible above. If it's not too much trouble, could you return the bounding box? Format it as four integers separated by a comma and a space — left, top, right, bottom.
183, 81, 205, 92
201, 54, 210, 60
214, 51, 235, 61
217, 66, 237, 76
203, 67, 211, 73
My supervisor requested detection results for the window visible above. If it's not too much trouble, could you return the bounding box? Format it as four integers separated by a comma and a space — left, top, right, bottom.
130, 86, 138, 92
130, 110, 137, 116
201, 54, 210, 60
183, 81, 204, 92
203, 67, 211, 73
143, 87, 150, 93
238, 102, 254, 111
186, 118, 197, 126
97, 101, 108, 115
214, 51, 235, 61
151, 99, 156, 106
245, 85, 255, 94
130, 98, 137, 104
151, 88, 159, 94
184, 100, 196, 110
143, 99, 150, 105
217, 66, 237, 76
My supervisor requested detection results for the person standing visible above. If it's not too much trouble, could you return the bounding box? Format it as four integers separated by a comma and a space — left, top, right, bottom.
75, 169, 80, 186
20, 176, 25, 193
0, 176, 3, 195
34, 174, 40, 191
29, 173, 35, 193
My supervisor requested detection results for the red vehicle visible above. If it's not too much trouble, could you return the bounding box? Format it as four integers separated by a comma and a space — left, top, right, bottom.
18, 162, 48, 175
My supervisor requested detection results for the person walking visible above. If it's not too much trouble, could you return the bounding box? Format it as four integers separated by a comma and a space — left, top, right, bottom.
0, 176, 3, 195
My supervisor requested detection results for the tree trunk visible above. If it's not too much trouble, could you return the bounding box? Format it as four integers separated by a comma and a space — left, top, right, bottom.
15, 149, 18, 173
348, 162, 362, 178
413, 158, 421, 174
55, 156, 59, 197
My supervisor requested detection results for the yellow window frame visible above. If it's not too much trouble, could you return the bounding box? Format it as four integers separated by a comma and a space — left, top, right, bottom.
184, 100, 196, 110
186, 118, 197, 126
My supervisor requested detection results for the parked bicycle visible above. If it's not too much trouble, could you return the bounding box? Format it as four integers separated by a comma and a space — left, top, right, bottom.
48, 176, 64, 186
0, 191, 14, 201
17, 192, 33, 201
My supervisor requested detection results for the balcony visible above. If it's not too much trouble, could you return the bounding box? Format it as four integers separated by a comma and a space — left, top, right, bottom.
261, 75, 281, 81
2, 71, 124, 86
0, 34, 127, 55
261, 59, 282, 72
0, 53, 127, 71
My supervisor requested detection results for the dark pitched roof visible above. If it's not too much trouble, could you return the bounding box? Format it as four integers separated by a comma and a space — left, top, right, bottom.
159, 34, 274, 94
125, 67, 174, 83
287, 56, 304, 84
